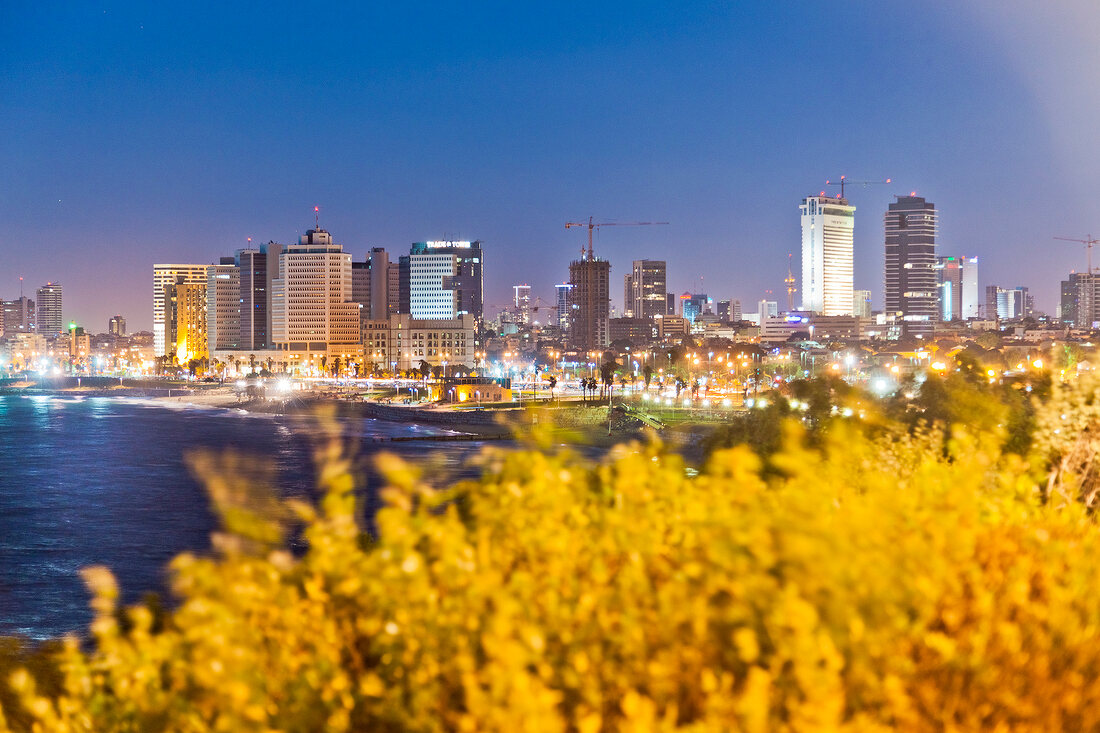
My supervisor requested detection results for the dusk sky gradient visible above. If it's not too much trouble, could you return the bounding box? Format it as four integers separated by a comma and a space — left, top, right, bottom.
2, 1, 1098, 330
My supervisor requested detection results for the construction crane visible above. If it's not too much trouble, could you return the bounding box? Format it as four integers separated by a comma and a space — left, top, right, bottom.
784, 254, 797, 312
565, 216, 669, 260
1054, 235, 1100, 274
824, 175, 892, 199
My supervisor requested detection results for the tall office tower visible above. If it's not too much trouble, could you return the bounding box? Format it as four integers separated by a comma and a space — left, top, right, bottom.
108, 315, 126, 336
206, 259, 240, 353
568, 256, 611, 350
513, 284, 532, 324
727, 299, 743, 322
555, 282, 574, 331
717, 300, 731, 321
680, 293, 709, 323
352, 261, 371, 316
153, 264, 209, 356
261, 242, 284, 348
626, 260, 668, 321
1061, 273, 1099, 327
237, 247, 267, 350
165, 276, 207, 363
35, 283, 62, 337
800, 194, 856, 315
935, 255, 979, 320
407, 241, 484, 320
666, 293, 677, 316
757, 299, 779, 319
853, 290, 872, 318
985, 285, 1032, 320
884, 195, 938, 335
623, 274, 635, 317
387, 261, 403, 315
270, 227, 360, 351
366, 248, 390, 320
1, 296, 35, 336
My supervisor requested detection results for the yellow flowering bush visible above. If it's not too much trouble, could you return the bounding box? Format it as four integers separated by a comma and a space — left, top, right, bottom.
5, 399, 1100, 730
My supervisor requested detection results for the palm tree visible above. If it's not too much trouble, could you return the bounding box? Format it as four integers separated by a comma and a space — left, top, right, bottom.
599, 361, 617, 399
643, 364, 654, 392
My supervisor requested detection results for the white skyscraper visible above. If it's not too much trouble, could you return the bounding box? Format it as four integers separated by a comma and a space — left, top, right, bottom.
407, 241, 484, 320
35, 282, 63, 337
206, 261, 240, 353
153, 264, 209, 356
800, 195, 856, 315
270, 228, 359, 350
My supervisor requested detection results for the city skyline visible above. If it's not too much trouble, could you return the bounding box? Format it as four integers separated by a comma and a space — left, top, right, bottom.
4, 3, 1100, 329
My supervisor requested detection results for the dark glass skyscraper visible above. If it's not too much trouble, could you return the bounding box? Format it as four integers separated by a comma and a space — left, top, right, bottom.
237, 247, 267, 350
884, 196, 938, 336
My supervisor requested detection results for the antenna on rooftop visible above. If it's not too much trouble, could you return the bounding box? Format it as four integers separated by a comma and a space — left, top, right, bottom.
314, 205, 320, 230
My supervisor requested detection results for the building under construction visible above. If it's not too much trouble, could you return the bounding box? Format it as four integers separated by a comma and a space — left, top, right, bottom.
568, 256, 610, 351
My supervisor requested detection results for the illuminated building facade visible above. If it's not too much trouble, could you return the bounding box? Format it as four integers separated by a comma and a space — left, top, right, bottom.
555, 283, 574, 331
166, 278, 207, 363
153, 264, 208, 356
884, 195, 938, 335
408, 241, 484, 320
2, 296, 35, 336
935, 255, 979, 320
206, 260, 240, 352
800, 195, 855, 315
624, 260, 667, 320
35, 283, 62, 337
270, 228, 360, 352
362, 313, 477, 373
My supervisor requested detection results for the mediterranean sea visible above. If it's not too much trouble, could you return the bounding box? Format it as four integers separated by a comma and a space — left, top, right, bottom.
0, 394, 488, 640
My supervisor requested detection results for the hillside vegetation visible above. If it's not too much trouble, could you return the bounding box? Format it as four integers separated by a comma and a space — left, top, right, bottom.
4, 373, 1100, 731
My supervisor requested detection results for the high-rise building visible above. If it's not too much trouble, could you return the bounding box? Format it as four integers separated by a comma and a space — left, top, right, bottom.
1, 296, 35, 336
624, 260, 667, 321
35, 283, 62, 337
680, 293, 709, 323
513, 284, 532, 324
206, 260, 240, 353
986, 285, 1032, 320
800, 194, 855, 315
555, 283, 574, 331
389, 261, 405, 315
853, 290, 872, 319
366, 248, 390, 320
351, 249, 394, 323
884, 196, 938, 335
568, 256, 611, 351
238, 247, 268, 350
153, 264, 209, 356
935, 255, 979, 321
1061, 273, 1099, 327
108, 315, 126, 336
352, 260, 371, 322
270, 228, 360, 351
757, 299, 779, 319
407, 241, 484, 320
166, 277, 207, 363
665, 293, 677, 316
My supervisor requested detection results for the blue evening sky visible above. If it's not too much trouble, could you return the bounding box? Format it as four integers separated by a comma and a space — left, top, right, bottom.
2, 1, 1097, 329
